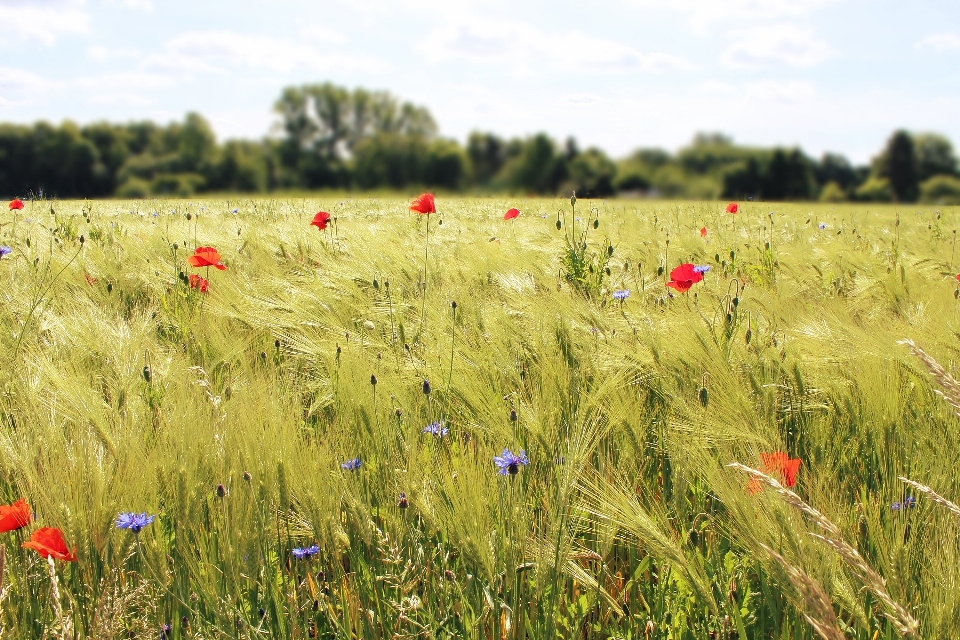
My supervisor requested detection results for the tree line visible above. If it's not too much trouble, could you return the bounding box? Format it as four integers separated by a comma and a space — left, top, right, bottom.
1, 82, 959, 203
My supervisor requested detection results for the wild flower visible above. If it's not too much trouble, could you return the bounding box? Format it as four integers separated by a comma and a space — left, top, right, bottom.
423, 421, 448, 437
9, 199, 24, 211
22, 527, 78, 562
398, 492, 409, 509
116, 512, 156, 533
311, 211, 331, 230
0, 498, 32, 532
665, 263, 705, 293
341, 457, 362, 471
700, 227, 707, 237
0, 246, 11, 258
494, 448, 529, 475
693, 265, 711, 274
613, 289, 630, 301
409, 193, 436, 215
818, 222, 827, 230
725, 203, 739, 214
891, 496, 917, 511
504, 208, 520, 220
291, 545, 320, 559
760, 452, 802, 488
188, 246, 227, 270
188, 274, 209, 293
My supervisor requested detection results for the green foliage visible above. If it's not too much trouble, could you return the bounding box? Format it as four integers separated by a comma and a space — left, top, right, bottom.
856, 176, 894, 202
819, 181, 847, 203
0, 197, 959, 638
920, 174, 960, 205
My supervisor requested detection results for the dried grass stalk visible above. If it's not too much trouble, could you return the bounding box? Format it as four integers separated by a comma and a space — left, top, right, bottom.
899, 476, 960, 519
759, 543, 846, 640
728, 463, 919, 636
899, 338, 960, 417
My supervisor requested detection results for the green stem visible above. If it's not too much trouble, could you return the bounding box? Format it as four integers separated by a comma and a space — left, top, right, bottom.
420, 214, 430, 333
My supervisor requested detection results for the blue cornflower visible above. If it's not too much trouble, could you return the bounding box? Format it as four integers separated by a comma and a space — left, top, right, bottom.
613, 289, 630, 301
493, 448, 529, 475
693, 265, 711, 274
232, 208, 239, 213
341, 457, 362, 471
423, 421, 449, 437
818, 222, 826, 230
0, 246, 11, 258
291, 545, 320, 559
891, 496, 917, 511
116, 512, 156, 533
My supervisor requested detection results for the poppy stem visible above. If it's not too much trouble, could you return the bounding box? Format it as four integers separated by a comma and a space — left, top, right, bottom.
420, 214, 430, 334
447, 303, 456, 390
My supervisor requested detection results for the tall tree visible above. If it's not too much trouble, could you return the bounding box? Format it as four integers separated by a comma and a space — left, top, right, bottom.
878, 130, 918, 202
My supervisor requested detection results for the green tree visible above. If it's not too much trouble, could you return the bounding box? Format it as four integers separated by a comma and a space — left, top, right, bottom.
466, 132, 507, 187
424, 139, 470, 190
877, 130, 918, 202
913, 133, 957, 182
499, 133, 567, 194
567, 147, 616, 197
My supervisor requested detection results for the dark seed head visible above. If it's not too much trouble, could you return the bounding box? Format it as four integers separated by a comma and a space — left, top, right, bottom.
142, 366, 152, 383
258, 608, 265, 619
107, 282, 113, 294
398, 492, 408, 509
259, 351, 267, 361
422, 379, 431, 395
451, 300, 457, 310
732, 297, 739, 306
509, 409, 518, 422
216, 484, 226, 498
556, 220, 562, 230
657, 266, 664, 276
730, 250, 736, 260
186, 213, 192, 221
370, 374, 377, 386
745, 328, 752, 344
699, 387, 709, 407
274, 339, 280, 349
243, 471, 252, 482
79, 235, 85, 245
372, 279, 379, 289
593, 219, 599, 229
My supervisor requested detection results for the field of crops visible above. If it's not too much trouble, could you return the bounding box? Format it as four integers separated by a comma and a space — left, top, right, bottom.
0, 195, 958, 639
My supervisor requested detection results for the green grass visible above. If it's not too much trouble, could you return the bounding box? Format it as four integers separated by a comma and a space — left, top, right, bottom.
0, 196, 959, 639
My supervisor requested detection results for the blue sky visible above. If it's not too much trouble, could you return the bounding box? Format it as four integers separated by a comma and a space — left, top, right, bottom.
1, 0, 959, 163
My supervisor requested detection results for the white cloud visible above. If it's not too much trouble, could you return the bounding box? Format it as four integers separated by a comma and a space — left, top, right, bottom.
722, 25, 834, 68
102, 0, 153, 10
299, 25, 349, 45
0, 66, 50, 96
0, 0, 91, 46
140, 30, 383, 76
418, 19, 694, 74
916, 33, 960, 52
560, 93, 603, 105
629, 0, 838, 30
88, 44, 141, 62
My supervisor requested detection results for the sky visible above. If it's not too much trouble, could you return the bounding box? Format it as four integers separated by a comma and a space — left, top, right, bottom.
1, 0, 959, 164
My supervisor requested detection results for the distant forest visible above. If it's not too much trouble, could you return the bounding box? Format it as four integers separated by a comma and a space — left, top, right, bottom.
2, 82, 959, 203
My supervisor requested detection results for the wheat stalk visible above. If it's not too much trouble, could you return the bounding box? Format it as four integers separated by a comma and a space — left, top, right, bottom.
899, 476, 960, 519
899, 338, 960, 417
728, 463, 919, 636
759, 543, 846, 640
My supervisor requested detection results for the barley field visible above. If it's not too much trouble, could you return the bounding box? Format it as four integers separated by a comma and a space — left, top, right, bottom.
0, 195, 958, 639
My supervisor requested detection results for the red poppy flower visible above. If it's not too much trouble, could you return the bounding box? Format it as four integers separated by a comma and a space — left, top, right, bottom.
187, 246, 227, 270
9, 199, 24, 211
504, 208, 520, 220
189, 274, 209, 293
955, 273, 960, 282
410, 193, 436, 215
725, 203, 739, 214
22, 527, 77, 562
760, 451, 801, 488
700, 227, 707, 237
0, 498, 31, 533
665, 263, 704, 293
311, 211, 331, 230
